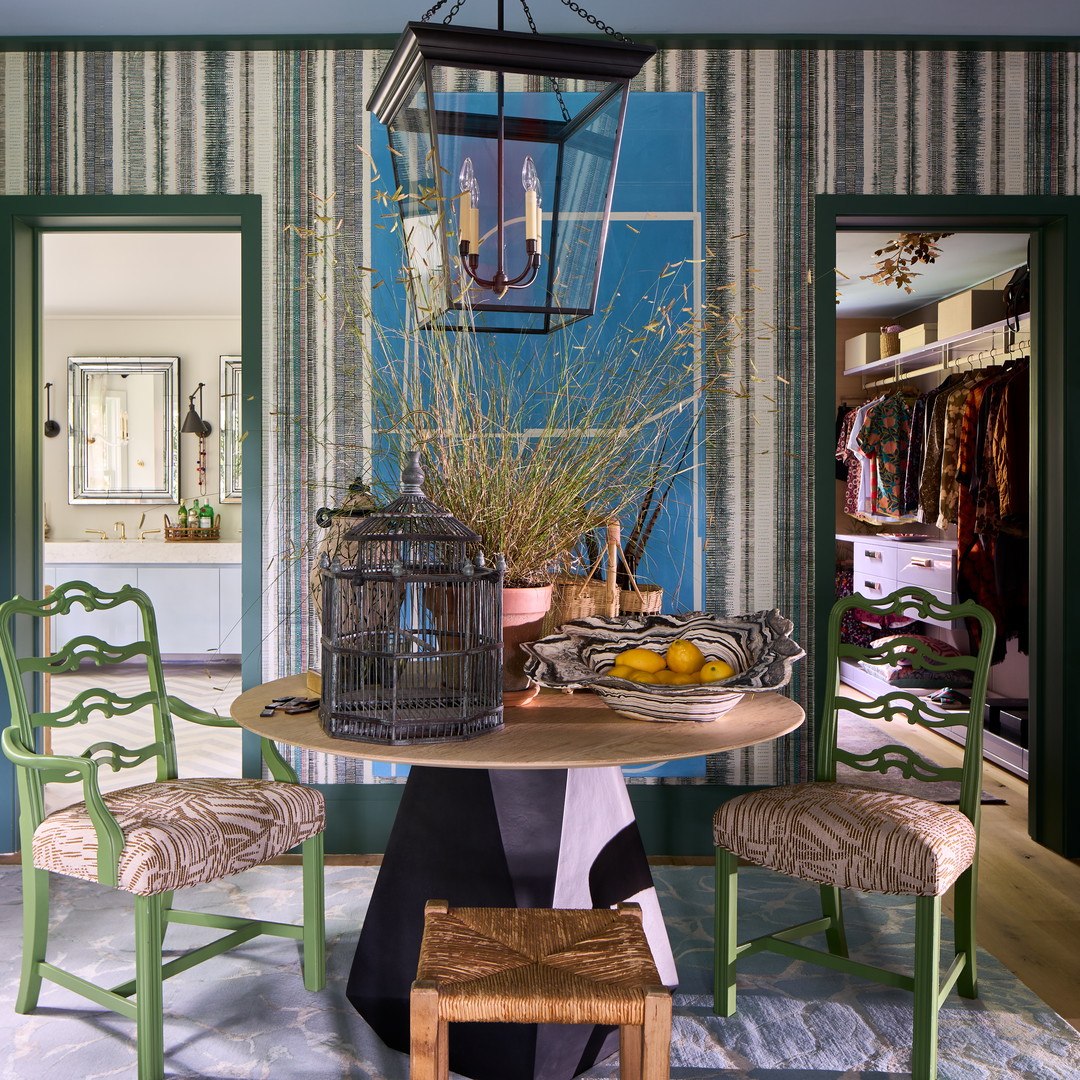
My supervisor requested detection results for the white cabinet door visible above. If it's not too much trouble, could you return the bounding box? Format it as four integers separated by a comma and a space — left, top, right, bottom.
218, 566, 243, 657
47, 567, 141, 648
137, 567, 222, 656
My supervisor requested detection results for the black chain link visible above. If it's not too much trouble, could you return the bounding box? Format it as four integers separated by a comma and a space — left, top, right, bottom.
557, 0, 632, 42
420, 0, 470, 23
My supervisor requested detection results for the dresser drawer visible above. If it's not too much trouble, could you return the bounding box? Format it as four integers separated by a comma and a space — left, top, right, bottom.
851, 573, 896, 603
853, 540, 898, 578
895, 545, 955, 596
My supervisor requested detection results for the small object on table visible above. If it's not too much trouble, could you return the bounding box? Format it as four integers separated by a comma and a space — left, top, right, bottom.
262, 696, 320, 716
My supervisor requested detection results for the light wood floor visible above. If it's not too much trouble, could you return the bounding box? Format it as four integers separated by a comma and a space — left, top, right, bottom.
884, 718, 1080, 1032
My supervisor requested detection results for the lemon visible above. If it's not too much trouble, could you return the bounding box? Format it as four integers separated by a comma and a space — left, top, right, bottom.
607, 663, 637, 680
649, 669, 679, 685
616, 647, 667, 673
668, 672, 701, 685
627, 669, 664, 683
665, 639, 705, 673
700, 659, 736, 683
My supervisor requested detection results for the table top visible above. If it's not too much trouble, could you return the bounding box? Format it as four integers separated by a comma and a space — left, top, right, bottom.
230, 675, 805, 769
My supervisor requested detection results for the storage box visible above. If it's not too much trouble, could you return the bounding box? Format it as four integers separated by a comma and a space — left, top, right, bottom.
937, 287, 1006, 340
899, 323, 937, 352
844, 331, 880, 371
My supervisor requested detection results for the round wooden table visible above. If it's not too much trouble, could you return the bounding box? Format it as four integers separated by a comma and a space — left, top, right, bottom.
232, 676, 804, 1080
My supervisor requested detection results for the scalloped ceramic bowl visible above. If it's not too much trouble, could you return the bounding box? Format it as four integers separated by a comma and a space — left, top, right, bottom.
521, 610, 804, 722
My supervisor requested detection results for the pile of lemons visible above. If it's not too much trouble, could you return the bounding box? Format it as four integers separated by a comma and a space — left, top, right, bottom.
606, 639, 737, 686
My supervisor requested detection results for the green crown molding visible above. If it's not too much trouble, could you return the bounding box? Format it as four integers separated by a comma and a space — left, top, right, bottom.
1, 32, 1079, 54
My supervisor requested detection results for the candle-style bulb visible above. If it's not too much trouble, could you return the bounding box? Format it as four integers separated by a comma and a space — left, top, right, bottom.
521, 156, 542, 249
458, 157, 480, 251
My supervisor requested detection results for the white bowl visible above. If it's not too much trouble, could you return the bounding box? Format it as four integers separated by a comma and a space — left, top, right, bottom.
521, 610, 804, 722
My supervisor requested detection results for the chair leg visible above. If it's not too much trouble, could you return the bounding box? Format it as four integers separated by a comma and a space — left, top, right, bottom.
620, 1022, 643, 1080
912, 894, 942, 1080
642, 986, 672, 1080
301, 831, 326, 992
15, 864, 49, 1013
819, 884, 849, 957
713, 845, 739, 1016
952, 866, 978, 999
410, 980, 448, 1080
134, 893, 167, 1080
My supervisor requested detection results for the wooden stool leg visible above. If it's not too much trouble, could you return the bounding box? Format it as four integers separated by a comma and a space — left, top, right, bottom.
641, 986, 672, 1080
409, 980, 447, 1080
619, 1022, 644, 1080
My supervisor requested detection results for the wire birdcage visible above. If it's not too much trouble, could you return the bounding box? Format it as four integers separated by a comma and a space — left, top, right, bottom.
319, 451, 504, 744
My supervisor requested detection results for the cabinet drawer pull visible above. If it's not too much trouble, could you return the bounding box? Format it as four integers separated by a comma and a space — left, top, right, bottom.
909, 558, 934, 568
865, 550, 882, 560
864, 580, 882, 591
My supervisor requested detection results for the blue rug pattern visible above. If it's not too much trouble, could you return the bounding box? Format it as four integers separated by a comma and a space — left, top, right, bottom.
1, 865, 1076, 1079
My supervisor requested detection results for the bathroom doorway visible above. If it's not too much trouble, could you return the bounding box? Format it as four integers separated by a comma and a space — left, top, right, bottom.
0, 194, 265, 853
39, 230, 245, 808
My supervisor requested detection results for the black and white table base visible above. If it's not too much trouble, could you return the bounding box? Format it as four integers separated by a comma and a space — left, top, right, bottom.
346, 764, 678, 1080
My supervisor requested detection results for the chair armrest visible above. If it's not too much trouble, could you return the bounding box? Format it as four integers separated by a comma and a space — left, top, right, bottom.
2, 727, 126, 887
168, 695, 240, 728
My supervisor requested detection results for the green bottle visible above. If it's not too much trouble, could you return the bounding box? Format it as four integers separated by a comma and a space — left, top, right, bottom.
189, 499, 200, 532
177, 499, 188, 529
199, 501, 214, 531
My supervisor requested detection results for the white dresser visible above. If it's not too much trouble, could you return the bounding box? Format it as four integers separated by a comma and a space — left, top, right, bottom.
838, 532, 959, 628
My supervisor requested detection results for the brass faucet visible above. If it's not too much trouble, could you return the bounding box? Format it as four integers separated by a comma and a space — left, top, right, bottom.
139, 528, 161, 541
84, 529, 107, 540
113, 521, 127, 540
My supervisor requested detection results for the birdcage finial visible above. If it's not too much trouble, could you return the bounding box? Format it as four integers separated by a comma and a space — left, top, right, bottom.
402, 450, 425, 494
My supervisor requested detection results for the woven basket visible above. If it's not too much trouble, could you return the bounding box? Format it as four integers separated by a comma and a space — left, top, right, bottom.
550, 577, 599, 626
619, 582, 663, 615
879, 327, 901, 358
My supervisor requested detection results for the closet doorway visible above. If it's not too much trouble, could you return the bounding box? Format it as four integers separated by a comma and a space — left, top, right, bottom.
814, 195, 1080, 859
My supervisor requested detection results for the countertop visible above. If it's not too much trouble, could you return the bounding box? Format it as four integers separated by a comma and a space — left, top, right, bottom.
44, 540, 243, 564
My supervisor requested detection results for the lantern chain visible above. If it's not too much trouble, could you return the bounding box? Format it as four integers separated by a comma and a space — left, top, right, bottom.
556, 0, 632, 42
517, 0, 571, 122
420, 0, 469, 23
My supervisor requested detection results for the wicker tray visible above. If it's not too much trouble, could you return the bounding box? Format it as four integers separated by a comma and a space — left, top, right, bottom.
164, 513, 221, 541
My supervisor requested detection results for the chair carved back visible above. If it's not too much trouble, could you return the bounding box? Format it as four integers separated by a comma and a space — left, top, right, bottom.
821, 585, 997, 825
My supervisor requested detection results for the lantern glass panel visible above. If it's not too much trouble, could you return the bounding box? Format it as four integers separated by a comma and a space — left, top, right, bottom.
386, 76, 628, 332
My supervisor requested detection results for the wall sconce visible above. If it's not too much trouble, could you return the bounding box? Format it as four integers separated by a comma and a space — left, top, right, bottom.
367, 0, 654, 333
181, 383, 212, 437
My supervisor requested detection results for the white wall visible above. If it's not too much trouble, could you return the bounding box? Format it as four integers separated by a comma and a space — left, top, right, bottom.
43, 316, 242, 541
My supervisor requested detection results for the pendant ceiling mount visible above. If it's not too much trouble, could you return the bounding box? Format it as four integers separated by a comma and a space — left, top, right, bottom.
367, 1, 655, 333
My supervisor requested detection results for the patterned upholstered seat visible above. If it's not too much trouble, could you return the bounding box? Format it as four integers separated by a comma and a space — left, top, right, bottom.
714, 781, 977, 897
0, 581, 327, 1080
33, 777, 326, 895
411, 901, 672, 1080
712, 586, 997, 1080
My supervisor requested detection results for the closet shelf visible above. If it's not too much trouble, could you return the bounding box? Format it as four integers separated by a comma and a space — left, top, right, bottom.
846, 313, 1029, 380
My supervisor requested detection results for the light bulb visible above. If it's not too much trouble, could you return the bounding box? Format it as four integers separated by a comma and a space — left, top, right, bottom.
458, 157, 480, 249
521, 156, 542, 248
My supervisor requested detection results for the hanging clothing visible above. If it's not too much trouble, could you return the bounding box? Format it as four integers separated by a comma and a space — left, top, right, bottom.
856, 391, 914, 518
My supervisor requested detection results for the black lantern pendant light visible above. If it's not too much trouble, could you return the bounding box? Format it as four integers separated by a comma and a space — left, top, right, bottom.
367, 0, 655, 333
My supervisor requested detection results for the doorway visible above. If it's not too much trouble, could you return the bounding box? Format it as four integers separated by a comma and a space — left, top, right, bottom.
814, 195, 1080, 858
0, 194, 264, 854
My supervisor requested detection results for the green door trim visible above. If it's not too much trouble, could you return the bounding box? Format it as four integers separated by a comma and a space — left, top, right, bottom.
0, 194, 263, 854
815, 193, 1080, 858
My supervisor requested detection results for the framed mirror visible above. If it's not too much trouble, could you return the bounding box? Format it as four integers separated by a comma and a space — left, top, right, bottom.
219, 355, 242, 503
68, 356, 179, 504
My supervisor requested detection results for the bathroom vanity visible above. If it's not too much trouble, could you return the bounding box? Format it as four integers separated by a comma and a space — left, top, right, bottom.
44, 541, 243, 658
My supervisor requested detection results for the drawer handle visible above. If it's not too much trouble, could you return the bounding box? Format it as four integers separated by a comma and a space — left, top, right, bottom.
909, 558, 934, 568
865, 550, 882, 560
864, 580, 882, 591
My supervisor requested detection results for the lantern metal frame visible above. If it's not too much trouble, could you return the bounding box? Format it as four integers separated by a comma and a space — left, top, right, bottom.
367, 13, 655, 333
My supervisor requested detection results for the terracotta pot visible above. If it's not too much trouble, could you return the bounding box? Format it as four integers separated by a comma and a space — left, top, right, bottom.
502, 584, 553, 704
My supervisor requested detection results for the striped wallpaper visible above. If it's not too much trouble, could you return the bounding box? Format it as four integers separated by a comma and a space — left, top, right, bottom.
2, 45, 1076, 785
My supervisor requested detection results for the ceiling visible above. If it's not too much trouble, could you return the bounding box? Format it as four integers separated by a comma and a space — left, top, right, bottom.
834, 231, 1028, 319
42, 233, 242, 317
4, 0, 1080, 38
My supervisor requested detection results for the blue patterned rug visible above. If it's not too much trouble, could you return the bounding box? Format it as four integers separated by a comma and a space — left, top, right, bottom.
0, 865, 1076, 1079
